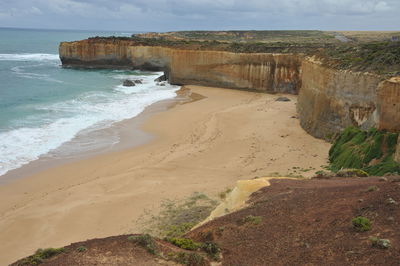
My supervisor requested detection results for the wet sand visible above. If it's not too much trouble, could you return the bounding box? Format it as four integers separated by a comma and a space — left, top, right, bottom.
0, 85, 330, 264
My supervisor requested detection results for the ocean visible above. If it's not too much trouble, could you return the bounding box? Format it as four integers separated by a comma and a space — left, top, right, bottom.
0, 28, 178, 177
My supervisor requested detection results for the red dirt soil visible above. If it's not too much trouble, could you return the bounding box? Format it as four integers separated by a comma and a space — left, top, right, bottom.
188, 177, 400, 265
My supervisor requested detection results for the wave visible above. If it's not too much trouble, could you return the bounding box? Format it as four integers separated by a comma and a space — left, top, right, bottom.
11, 65, 63, 83
0, 53, 59, 61
0, 72, 178, 177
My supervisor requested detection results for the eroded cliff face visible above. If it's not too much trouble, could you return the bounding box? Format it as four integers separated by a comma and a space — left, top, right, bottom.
60, 40, 302, 93
169, 50, 301, 93
59, 40, 172, 70
298, 58, 400, 138
59, 40, 400, 138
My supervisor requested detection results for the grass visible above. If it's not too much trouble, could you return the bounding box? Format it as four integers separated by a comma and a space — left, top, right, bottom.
352, 216, 372, 232
136, 192, 218, 238
329, 127, 400, 176
19, 248, 65, 265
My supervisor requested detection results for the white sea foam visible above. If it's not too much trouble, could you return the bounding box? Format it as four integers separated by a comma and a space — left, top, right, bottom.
0, 72, 178, 176
0, 53, 59, 61
11, 65, 63, 83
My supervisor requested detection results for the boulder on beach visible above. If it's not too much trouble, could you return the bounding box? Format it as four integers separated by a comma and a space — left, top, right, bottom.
123, 80, 136, 86
154, 74, 167, 82
275, 96, 291, 102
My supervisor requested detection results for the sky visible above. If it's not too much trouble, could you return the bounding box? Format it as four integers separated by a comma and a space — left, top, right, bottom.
0, 0, 399, 32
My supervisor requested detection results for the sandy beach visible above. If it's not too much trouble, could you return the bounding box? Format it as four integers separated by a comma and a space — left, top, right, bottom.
0, 85, 330, 265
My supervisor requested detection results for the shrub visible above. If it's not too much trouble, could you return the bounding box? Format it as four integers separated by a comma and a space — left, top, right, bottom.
218, 188, 232, 200
370, 237, 391, 249
366, 186, 378, 192
165, 237, 201, 250
76, 246, 87, 252
128, 234, 157, 254
242, 215, 263, 225
352, 216, 372, 232
201, 242, 220, 259
174, 252, 205, 266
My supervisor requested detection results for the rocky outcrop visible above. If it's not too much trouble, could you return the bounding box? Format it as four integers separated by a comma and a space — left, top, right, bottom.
123, 80, 135, 86
59, 39, 400, 138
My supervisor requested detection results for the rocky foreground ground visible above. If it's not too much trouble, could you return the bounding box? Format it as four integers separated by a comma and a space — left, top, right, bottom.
13, 176, 400, 265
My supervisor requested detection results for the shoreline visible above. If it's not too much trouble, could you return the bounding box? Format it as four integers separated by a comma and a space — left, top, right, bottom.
0, 90, 190, 185
0, 85, 330, 265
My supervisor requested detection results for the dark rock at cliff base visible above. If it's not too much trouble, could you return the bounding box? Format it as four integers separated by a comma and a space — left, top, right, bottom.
157, 82, 166, 86
275, 96, 291, 102
154, 74, 167, 82
123, 80, 136, 86
134, 79, 142, 84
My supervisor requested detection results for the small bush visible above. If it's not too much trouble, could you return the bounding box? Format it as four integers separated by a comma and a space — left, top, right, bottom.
174, 252, 205, 266
201, 242, 220, 259
366, 186, 378, 192
128, 234, 157, 254
76, 246, 87, 252
369, 237, 391, 249
242, 215, 263, 225
218, 188, 232, 200
165, 237, 201, 250
352, 216, 372, 232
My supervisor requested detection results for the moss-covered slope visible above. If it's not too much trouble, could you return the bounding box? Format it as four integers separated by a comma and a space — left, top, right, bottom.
329, 127, 400, 175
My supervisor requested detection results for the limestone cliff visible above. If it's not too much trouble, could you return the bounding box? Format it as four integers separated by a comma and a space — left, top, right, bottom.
60, 40, 302, 94
59, 39, 400, 138
298, 59, 400, 138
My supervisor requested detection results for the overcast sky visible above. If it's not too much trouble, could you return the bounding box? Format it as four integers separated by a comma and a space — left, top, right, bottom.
0, 0, 399, 32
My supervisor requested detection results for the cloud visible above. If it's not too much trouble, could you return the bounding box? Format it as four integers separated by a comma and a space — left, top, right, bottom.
0, 0, 398, 31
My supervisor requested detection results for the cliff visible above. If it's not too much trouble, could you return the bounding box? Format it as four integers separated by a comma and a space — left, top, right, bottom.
298, 61, 400, 138
60, 39, 302, 94
59, 39, 400, 138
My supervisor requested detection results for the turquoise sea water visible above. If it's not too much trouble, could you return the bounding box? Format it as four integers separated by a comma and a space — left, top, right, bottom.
0, 28, 178, 177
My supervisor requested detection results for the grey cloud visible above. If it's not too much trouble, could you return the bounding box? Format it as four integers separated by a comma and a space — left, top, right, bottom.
0, 0, 398, 31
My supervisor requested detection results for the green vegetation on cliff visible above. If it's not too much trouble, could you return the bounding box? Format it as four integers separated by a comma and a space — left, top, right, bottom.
321, 41, 400, 76
329, 127, 400, 176
88, 30, 400, 75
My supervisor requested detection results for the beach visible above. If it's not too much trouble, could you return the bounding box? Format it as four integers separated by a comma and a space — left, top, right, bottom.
0, 85, 330, 265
